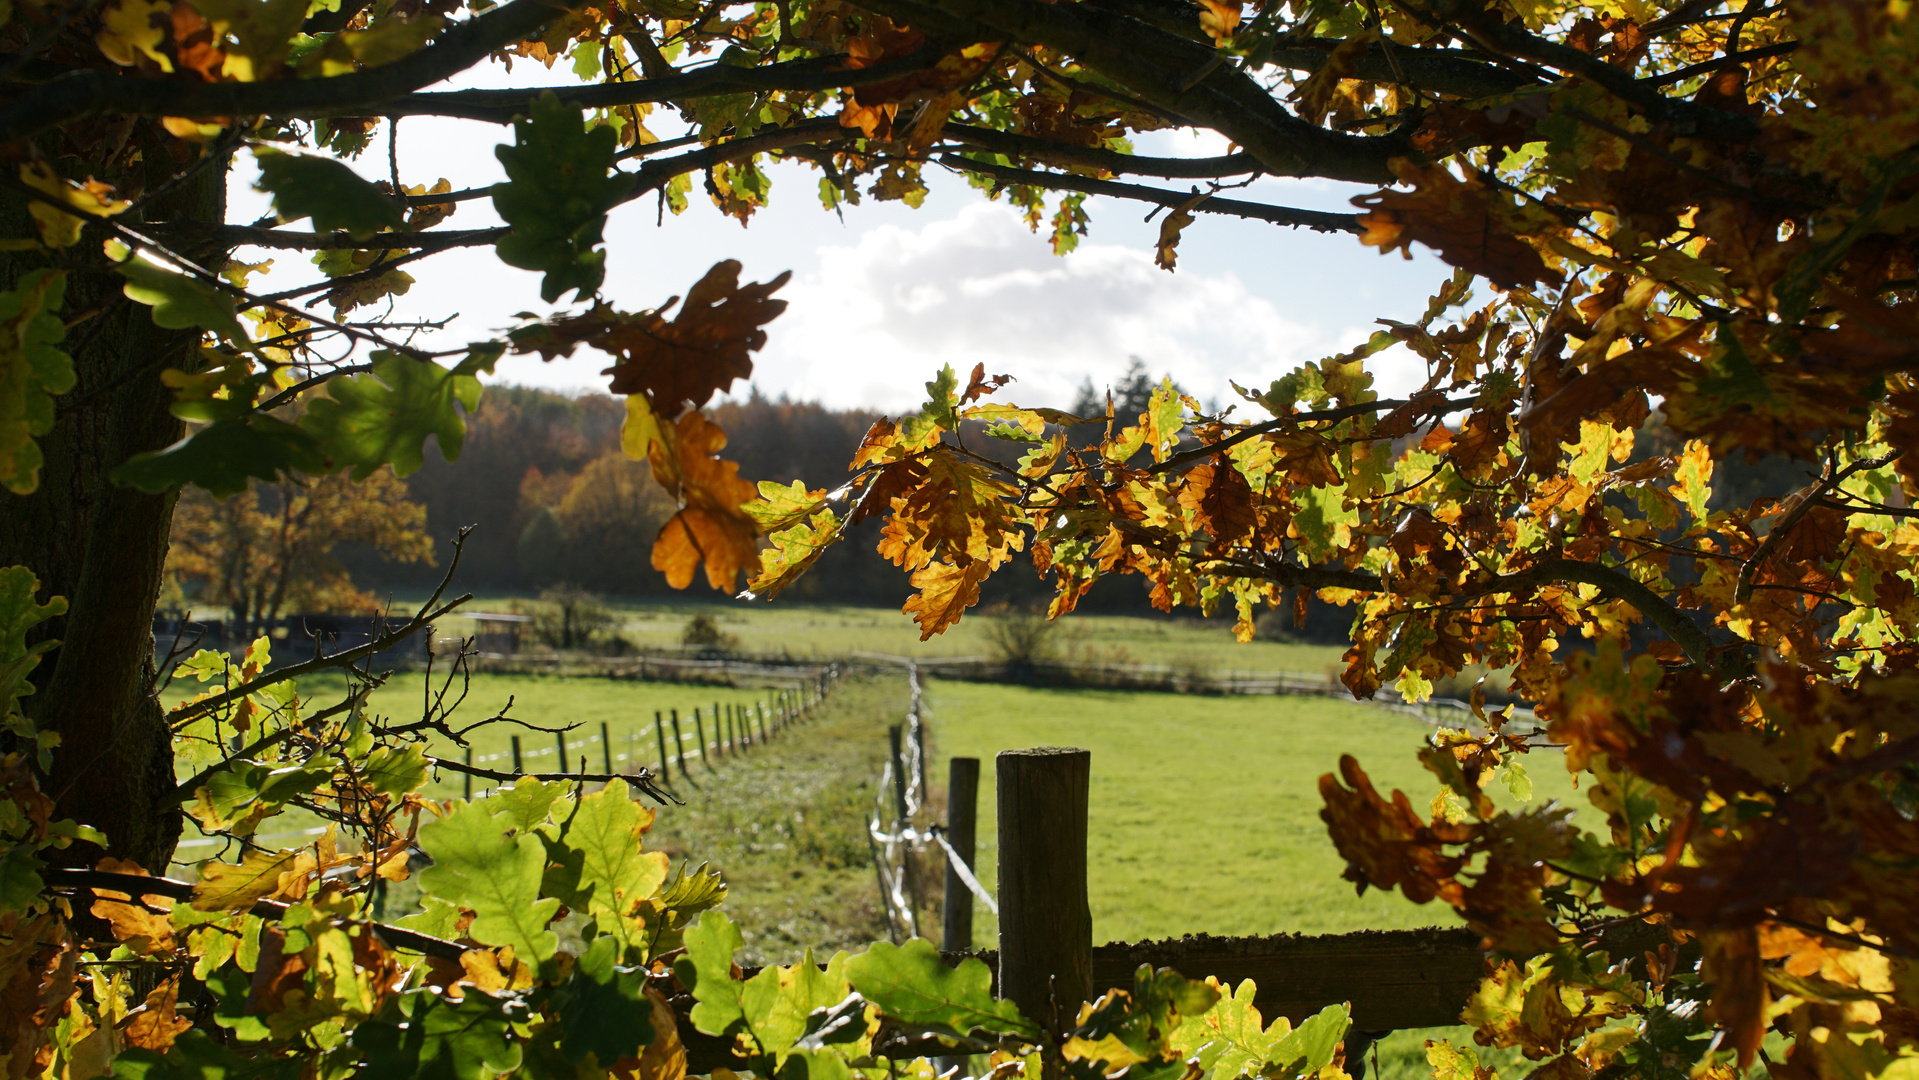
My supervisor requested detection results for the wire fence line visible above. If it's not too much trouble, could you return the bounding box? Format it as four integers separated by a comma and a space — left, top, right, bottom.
173, 668, 844, 870
463, 665, 844, 799
867, 662, 997, 944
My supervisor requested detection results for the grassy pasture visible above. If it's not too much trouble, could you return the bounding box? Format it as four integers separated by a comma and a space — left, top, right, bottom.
919, 679, 1590, 946
405, 594, 1352, 674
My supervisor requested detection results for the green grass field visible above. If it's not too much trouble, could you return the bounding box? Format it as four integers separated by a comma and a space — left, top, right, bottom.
919, 679, 1588, 946
376, 592, 1353, 674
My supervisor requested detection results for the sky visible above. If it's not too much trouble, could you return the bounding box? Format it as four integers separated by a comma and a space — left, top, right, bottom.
226, 69, 1451, 415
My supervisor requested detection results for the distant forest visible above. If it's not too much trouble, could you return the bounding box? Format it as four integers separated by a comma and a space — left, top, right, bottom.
339, 371, 1808, 644
341, 379, 1206, 619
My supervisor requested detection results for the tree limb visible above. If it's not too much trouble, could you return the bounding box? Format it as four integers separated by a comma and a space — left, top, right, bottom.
168, 532, 474, 728
0, 0, 590, 144
426, 755, 678, 805
1266, 40, 1546, 97
40, 867, 470, 962
375, 47, 949, 124
936, 153, 1362, 233
866, 0, 1404, 182
162, 224, 507, 251
944, 122, 1259, 178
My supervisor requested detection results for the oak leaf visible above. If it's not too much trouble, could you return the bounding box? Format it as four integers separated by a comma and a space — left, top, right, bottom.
903, 559, 992, 639
601, 261, 791, 410
1354, 160, 1562, 291
646, 410, 761, 592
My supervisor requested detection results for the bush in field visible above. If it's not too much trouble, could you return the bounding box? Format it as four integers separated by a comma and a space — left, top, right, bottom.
532, 585, 618, 651
681, 613, 739, 651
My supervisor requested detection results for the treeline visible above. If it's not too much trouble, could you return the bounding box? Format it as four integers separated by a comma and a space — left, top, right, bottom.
346, 387, 899, 603
342, 376, 1810, 645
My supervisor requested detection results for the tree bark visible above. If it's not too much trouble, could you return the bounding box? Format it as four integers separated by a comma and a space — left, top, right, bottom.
0, 128, 231, 872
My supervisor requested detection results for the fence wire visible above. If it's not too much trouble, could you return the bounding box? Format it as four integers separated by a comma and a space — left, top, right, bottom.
868, 663, 997, 943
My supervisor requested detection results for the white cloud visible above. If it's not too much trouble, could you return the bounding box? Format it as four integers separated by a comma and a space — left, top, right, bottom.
751, 201, 1364, 414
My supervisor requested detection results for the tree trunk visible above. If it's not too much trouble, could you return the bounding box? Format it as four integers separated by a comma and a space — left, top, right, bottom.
0, 131, 231, 873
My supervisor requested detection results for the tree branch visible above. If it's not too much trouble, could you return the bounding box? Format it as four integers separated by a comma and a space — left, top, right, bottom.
866, 0, 1404, 182
1734, 453, 1896, 604
166, 690, 373, 806
936, 153, 1362, 233
944, 122, 1259, 178
375, 47, 948, 124
168, 531, 474, 728
1148, 395, 1476, 476
40, 867, 470, 962
0, 0, 590, 143
167, 224, 507, 252
1266, 40, 1546, 97
1427, 0, 1761, 142
426, 755, 678, 805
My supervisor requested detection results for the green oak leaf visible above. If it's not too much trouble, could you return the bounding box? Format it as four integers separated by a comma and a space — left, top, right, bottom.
112, 1029, 304, 1080
675, 910, 754, 1040
0, 270, 73, 495
544, 777, 669, 939
1170, 978, 1287, 1077
112, 413, 328, 498
0, 565, 65, 723
360, 744, 430, 798
253, 146, 404, 239
395, 895, 463, 941
552, 935, 654, 1065
117, 254, 248, 344
1267, 1003, 1351, 1080
416, 799, 561, 965
1291, 483, 1358, 561
0, 843, 45, 913
479, 776, 565, 833
646, 860, 728, 958
300, 345, 499, 480
491, 92, 634, 303
350, 988, 525, 1080
760, 950, 867, 1060
902, 364, 960, 449
845, 938, 1038, 1040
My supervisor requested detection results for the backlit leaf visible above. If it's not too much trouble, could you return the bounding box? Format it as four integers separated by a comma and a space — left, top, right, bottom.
492, 91, 634, 302
417, 799, 561, 964
844, 938, 1038, 1039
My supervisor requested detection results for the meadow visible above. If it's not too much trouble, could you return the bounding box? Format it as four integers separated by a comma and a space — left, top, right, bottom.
167, 601, 1580, 1080
408, 592, 1354, 675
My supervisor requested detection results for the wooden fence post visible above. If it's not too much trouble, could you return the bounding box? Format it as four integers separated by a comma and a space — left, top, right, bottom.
655, 711, 672, 784
757, 703, 768, 742
997, 746, 1091, 1032
463, 746, 472, 799
670, 710, 691, 781
510, 736, 523, 774
600, 722, 613, 775
942, 757, 980, 952
694, 708, 712, 768
888, 724, 923, 926
555, 730, 569, 773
